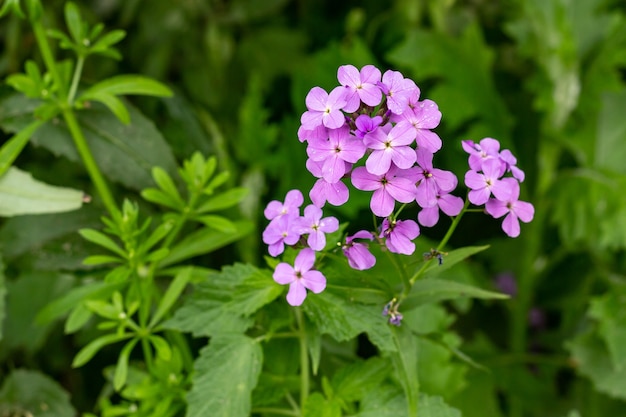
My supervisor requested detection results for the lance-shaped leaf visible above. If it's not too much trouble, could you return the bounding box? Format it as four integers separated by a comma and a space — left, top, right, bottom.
402, 278, 508, 310
72, 332, 132, 368
187, 335, 263, 417
0, 166, 84, 216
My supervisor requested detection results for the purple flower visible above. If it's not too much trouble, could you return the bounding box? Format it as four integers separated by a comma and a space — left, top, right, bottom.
297, 123, 328, 143
364, 122, 417, 175
351, 165, 418, 218
394, 99, 443, 153
380, 218, 420, 255
264, 189, 304, 220
297, 204, 339, 251
415, 148, 457, 208
494, 272, 517, 297
485, 181, 534, 237
499, 149, 525, 182
301, 86, 347, 130
418, 190, 464, 227
462, 138, 503, 173
262, 214, 302, 257
337, 64, 383, 112
377, 70, 418, 115
306, 125, 366, 183
342, 230, 376, 270
273, 248, 327, 306
355, 114, 383, 138
306, 159, 350, 207
465, 159, 515, 206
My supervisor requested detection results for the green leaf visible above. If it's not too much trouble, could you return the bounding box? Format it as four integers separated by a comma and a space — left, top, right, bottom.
149, 267, 192, 328
149, 335, 172, 361
302, 392, 342, 417
64, 2, 84, 44
160, 220, 253, 267
0, 166, 84, 216
423, 245, 490, 277
419, 394, 463, 417
390, 326, 419, 417
331, 357, 391, 403
0, 369, 76, 417
72, 333, 132, 368
64, 302, 93, 334
0, 94, 179, 191
196, 214, 237, 233
594, 90, 626, 175
82, 91, 130, 124
79, 75, 173, 100
84, 299, 121, 320
0, 255, 5, 342
82, 255, 122, 265
141, 188, 184, 210
401, 279, 508, 310
195, 188, 249, 213
114, 338, 138, 392
164, 264, 281, 337
303, 291, 396, 353
78, 228, 126, 258
151, 166, 183, 204
187, 335, 262, 417
588, 292, 626, 371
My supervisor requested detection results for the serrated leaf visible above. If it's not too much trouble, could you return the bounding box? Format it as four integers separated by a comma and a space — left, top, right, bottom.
163, 264, 280, 337
303, 392, 342, 417
0, 369, 76, 417
331, 357, 391, 403
0, 166, 84, 216
72, 333, 132, 368
401, 279, 508, 310
187, 335, 262, 417
160, 220, 253, 267
588, 292, 626, 371
303, 291, 396, 353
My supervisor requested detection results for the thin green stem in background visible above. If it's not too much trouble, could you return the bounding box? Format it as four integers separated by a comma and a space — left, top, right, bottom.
67, 55, 85, 105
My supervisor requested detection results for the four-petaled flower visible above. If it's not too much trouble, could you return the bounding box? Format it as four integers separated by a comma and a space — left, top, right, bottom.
485, 181, 535, 237
273, 248, 327, 306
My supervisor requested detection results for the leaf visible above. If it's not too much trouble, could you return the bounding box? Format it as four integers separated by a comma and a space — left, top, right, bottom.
594, 90, 626, 175
64, 1, 84, 44
79, 75, 173, 99
303, 291, 396, 353
567, 328, 626, 400
0, 166, 84, 216
149, 335, 172, 361
588, 292, 626, 371
302, 392, 342, 417
419, 395, 463, 417
149, 267, 192, 328
0, 255, 5, 342
0, 119, 45, 178
160, 220, 253, 267
0, 369, 76, 417
187, 335, 262, 417
72, 333, 132, 368
0, 94, 179, 191
114, 338, 139, 392
78, 228, 125, 258
390, 325, 419, 417
163, 263, 281, 337
196, 214, 237, 233
401, 279, 508, 311
195, 187, 249, 213
422, 245, 490, 277
331, 356, 391, 403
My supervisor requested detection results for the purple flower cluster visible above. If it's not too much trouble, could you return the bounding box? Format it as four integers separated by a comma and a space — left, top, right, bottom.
263, 64, 534, 307
463, 138, 534, 237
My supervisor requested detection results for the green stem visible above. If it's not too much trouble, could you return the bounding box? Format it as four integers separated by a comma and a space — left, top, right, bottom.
31, 18, 65, 97
140, 336, 154, 372
67, 55, 85, 105
61, 108, 120, 219
294, 307, 309, 411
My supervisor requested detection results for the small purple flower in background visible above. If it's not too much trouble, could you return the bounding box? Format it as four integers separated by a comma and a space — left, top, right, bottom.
380, 218, 420, 255
465, 159, 515, 206
337, 64, 383, 112
355, 114, 383, 138
262, 215, 302, 257
342, 230, 376, 270
485, 181, 534, 238
273, 248, 327, 306
297, 204, 339, 251
301, 86, 347, 130
351, 165, 418, 218
494, 272, 517, 297
306, 125, 366, 183
364, 122, 417, 175
382, 298, 403, 326
264, 189, 303, 220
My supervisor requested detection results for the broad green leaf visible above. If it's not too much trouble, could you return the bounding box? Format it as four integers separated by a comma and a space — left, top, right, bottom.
149, 267, 192, 328
401, 279, 508, 310
113, 338, 139, 392
417, 337, 467, 399
78, 228, 126, 257
195, 187, 249, 213
390, 326, 419, 417
588, 292, 626, 370
303, 291, 396, 353
164, 263, 280, 337
160, 220, 253, 267
357, 386, 462, 417
0, 369, 76, 417
419, 395, 463, 417
79, 75, 173, 99
0, 94, 179, 191
0, 166, 84, 216
595, 91, 626, 175
72, 333, 132, 368
302, 392, 342, 417
567, 329, 626, 400
187, 335, 262, 417
331, 357, 391, 403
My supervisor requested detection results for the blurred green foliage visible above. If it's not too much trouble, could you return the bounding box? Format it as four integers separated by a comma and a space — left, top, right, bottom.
1, 0, 626, 416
